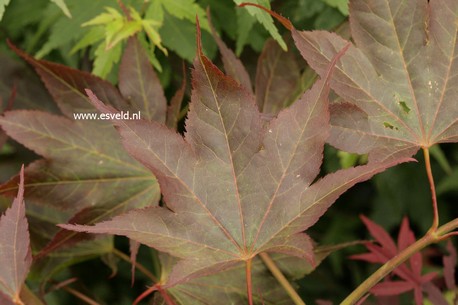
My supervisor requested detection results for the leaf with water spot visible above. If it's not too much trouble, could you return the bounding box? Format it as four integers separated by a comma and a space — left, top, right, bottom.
293, 0, 458, 161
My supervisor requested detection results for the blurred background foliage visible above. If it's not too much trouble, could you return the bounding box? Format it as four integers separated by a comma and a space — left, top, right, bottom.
0, 0, 457, 304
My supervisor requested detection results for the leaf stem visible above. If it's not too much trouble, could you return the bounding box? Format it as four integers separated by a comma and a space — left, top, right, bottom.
159, 287, 178, 305
259, 252, 306, 305
246, 258, 254, 305
62, 286, 102, 305
423, 147, 439, 231
340, 218, 458, 305
112, 248, 158, 282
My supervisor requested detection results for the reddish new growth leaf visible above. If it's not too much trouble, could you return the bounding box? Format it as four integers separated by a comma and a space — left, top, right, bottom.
292, 0, 458, 161
60, 23, 409, 289
0, 166, 32, 305
352, 216, 442, 304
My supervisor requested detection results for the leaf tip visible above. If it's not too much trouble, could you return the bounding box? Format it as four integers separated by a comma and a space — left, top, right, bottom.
195, 15, 203, 57
238, 2, 293, 31
85, 88, 118, 116
18, 164, 25, 197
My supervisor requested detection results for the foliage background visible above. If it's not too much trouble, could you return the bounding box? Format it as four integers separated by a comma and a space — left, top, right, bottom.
0, 0, 457, 304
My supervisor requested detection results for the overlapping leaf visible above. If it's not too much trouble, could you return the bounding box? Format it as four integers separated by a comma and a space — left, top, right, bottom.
0, 38, 164, 254
0, 166, 32, 305
61, 24, 409, 286
256, 38, 301, 115
119, 37, 167, 122
292, 0, 458, 161
208, 10, 253, 94
233, 0, 286, 51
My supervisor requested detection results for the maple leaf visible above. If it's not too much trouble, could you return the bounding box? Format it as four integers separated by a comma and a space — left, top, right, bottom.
0, 38, 165, 255
0, 166, 32, 305
291, 0, 458, 161
256, 38, 301, 115
60, 22, 410, 287
351, 216, 440, 304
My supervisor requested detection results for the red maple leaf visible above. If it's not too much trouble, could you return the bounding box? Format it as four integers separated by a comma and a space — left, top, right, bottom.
352, 216, 438, 304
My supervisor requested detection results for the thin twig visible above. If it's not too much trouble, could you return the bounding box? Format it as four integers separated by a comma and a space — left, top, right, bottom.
117, 0, 131, 20
62, 286, 101, 305
259, 253, 306, 305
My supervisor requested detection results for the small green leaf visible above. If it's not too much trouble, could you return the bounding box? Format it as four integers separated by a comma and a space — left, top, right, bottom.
82, 11, 115, 27
320, 0, 349, 16
145, 0, 164, 23
70, 26, 105, 54
159, 0, 210, 32
233, 0, 286, 51
93, 41, 122, 78
104, 18, 125, 47
0, 0, 11, 21
138, 34, 163, 72
106, 20, 142, 49
142, 19, 167, 55
35, 0, 110, 59
50, 0, 72, 18
235, 7, 256, 55
159, 11, 216, 62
